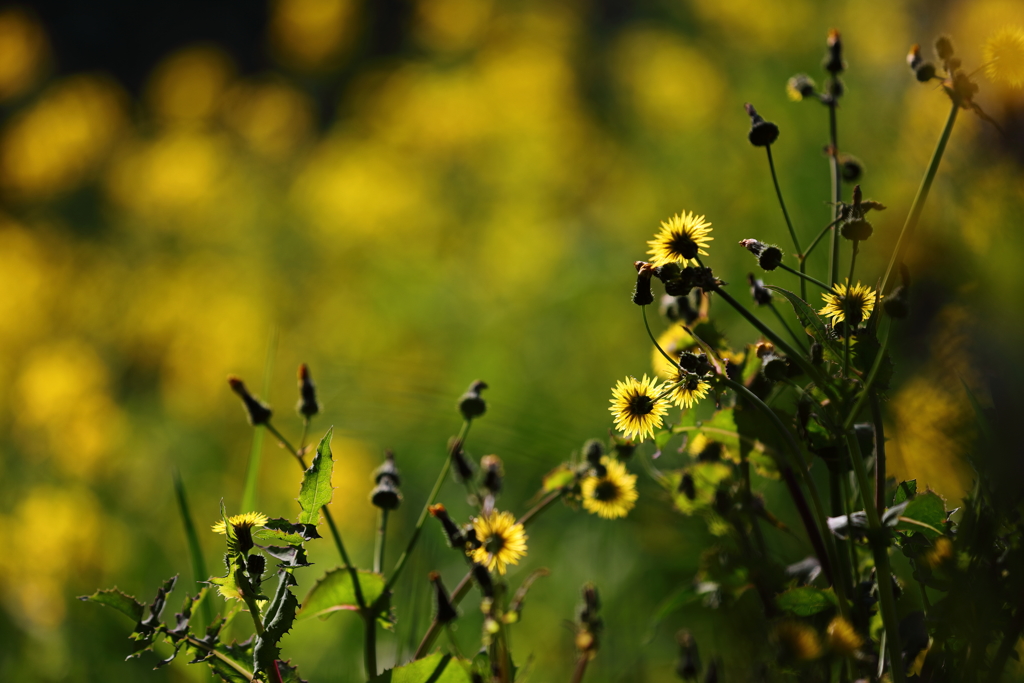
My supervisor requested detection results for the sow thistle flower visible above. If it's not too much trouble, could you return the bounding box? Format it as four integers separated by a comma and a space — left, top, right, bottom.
470, 510, 527, 575
609, 374, 669, 442
819, 280, 877, 327
984, 26, 1024, 88
647, 212, 713, 267
212, 511, 269, 535
581, 457, 639, 519
666, 370, 711, 409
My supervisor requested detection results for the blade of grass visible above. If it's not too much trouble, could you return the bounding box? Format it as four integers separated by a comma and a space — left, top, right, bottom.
240, 328, 278, 513
173, 468, 214, 628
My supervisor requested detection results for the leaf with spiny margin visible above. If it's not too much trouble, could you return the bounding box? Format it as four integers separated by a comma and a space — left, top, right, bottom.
893, 480, 917, 506
254, 570, 300, 675
263, 545, 312, 569
77, 587, 144, 622
775, 587, 837, 616
299, 567, 387, 620
298, 428, 335, 526
189, 635, 255, 683
766, 285, 841, 361
256, 518, 320, 545
895, 491, 947, 539
269, 659, 308, 683
370, 652, 473, 683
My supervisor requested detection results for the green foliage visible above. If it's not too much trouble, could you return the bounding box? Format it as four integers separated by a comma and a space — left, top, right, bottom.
370, 653, 473, 683
894, 491, 947, 539
299, 568, 387, 620
765, 285, 840, 360
775, 587, 837, 616
78, 587, 144, 622
298, 428, 335, 526
254, 571, 301, 674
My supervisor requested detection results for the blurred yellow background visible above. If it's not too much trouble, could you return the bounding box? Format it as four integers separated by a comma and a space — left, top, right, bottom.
1, 0, 1022, 680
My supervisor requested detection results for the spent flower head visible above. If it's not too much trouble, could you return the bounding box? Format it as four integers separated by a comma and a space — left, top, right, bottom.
819, 280, 877, 327
581, 456, 639, 519
609, 374, 669, 442
647, 212, 713, 267
470, 510, 527, 575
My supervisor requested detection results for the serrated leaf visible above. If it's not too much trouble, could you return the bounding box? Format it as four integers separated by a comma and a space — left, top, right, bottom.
254, 570, 300, 674
263, 545, 312, 569
138, 575, 178, 635
269, 659, 308, 683
766, 285, 841, 360
256, 518, 321, 545
776, 587, 837, 616
370, 652, 473, 683
78, 587, 145, 622
541, 464, 575, 492
895, 491, 946, 539
892, 480, 917, 506
298, 429, 335, 526
299, 568, 386, 620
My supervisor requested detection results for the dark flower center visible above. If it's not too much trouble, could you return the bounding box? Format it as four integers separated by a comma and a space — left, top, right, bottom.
485, 534, 506, 554
668, 232, 699, 259
594, 480, 620, 502
628, 393, 654, 416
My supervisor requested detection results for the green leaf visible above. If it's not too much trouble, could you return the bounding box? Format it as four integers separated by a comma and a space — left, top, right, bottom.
298, 428, 335, 526
254, 570, 300, 674
541, 464, 575, 492
765, 285, 841, 360
173, 469, 214, 629
299, 567, 386, 620
669, 462, 733, 516
895, 491, 946, 539
654, 428, 673, 451
370, 652, 473, 683
775, 587, 837, 616
255, 518, 320, 545
78, 587, 145, 622
892, 480, 917, 506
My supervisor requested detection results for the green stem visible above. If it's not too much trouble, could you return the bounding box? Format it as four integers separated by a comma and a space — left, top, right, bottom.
720, 376, 848, 618
570, 655, 591, 683
870, 394, 887, 516
845, 432, 905, 683
364, 614, 377, 678
374, 509, 389, 575
768, 301, 807, 352
643, 305, 677, 369
186, 637, 254, 680
828, 101, 842, 287
880, 100, 959, 295
842, 319, 892, 431
242, 594, 265, 636
382, 420, 472, 596
766, 145, 804, 300
803, 217, 842, 261
829, 469, 853, 599
778, 262, 832, 292
840, 473, 859, 586
842, 243, 859, 378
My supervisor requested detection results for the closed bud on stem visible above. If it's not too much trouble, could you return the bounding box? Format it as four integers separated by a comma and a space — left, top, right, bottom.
472, 563, 494, 597
481, 455, 503, 494
675, 630, 701, 680
744, 103, 780, 147
748, 273, 772, 305
758, 246, 783, 271
610, 431, 637, 460
839, 154, 864, 182
429, 572, 459, 624
576, 582, 603, 657
824, 28, 845, 74
246, 553, 265, 578
633, 261, 656, 306
458, 380, 488, 420
934, 35, 955, 62
370, 450, 403, 510
429, 504, 466, 548
907, 44, 923, 70
296, 363, 320, 418
787, 74, 817, 101
449, 437, 474, 482
583, 439, 605, 468
227, 376, 272, 426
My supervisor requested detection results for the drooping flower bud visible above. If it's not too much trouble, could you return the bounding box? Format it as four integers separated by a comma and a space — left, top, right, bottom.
296, 363, 320, 418
839, 154, 864, 182
449, 437, 474, 482
633, 261, 656, 306
748, 273, 772, 306
472, 562, 494, 597
786, 74, 817, 101
227, 376, 272, 426
458, 380, 488, 420
744, 103, 780, 147
824, 29, 845, 74
429, 504, 466, 548
481, 455, 503, 494
583, 439, 605, 468
758, 246, 783, 271
428, 572, 458, 623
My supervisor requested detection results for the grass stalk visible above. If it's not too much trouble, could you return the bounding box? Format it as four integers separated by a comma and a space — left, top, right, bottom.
172, 469, 215, 628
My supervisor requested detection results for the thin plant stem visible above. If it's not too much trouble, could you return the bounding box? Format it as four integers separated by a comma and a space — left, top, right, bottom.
364, 616, 377, 679
840, 473, 859, 586
845, 431, 905, 683
242, 594, 265, 636
766, 145, 805, 300
828, 101, 842, 287
880, 100, 960, 295
382, 420, 472, 596
842, 243, 859, 378
842, 318, 892, 431
374, 509, 389, 575
778, 262, 832, 292
829, 469, 854, 598
570, 655, 591, 683
804, 217, 842, 261
719, 376, 849, 618
643, 305, 677, 368
299, 417, 310, 455
768, 301, 807, 352
871, 394, 887, 516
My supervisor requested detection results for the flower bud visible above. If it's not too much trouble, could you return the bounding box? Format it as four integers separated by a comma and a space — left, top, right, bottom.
374, 449, 401, 486
610, 431, 637, 460
481, 455, 503, 494
824, 29, 845, 74
472, 562, 494, 597
429, 504, 466, 548
744, 103, 780, 147
739, 238, 766, 255
660, 294, 698, 323
748, 273, 772, 306
915, 62, 937, 82
809, 342, 823, 365
458, 380, 488, 420
579, 583, 601, 630
246, 553, 266, 577
370, 477, 402, 510
296, 363, 320, 418
934, 35, 955, 62
758, 246, 783, 271
583, 439, 605, 468
840, 218, 873, 241
675, 630, 701, 680
429, 572, 459, 624
762, 355, 790, 381
449, 437, 474, 482
633, 262, 656, 306
786, 74, 816, 101
227, 376, 272, 426
839, 154, 863, 182
907, 44, 922, 70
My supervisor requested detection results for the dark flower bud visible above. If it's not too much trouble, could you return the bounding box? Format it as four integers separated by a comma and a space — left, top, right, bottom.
583, 439, 605, 468
915, 62, 937, 82
664, 277, 693, 297
463, 526, 481, 550
447, 437, 474, 482
841, 218, 873, 241
694, 353, 713, 377
481, 455, 503, 494
675, 630, 701, 680
787, 74, 817, 101
907, 44, 923, 70
472, 562, 494, 597
374, 449, 401, 486
610, 431, 637, 460
458, 380, 488, 420
678, 472, 696, 500
824, 29, 845, 74
748, 273, 772, 306
744, 103, 780, 147
839, 154, 863, 182
246, 553, 266, 577
704, 658, 720, 683
227, 376, 272, 426
934, 35, 955, 62
810, 342, 823, 365
739, 238, 767, 256
633, 262, 656, 306
758, 246, 783, 271
296, 363, 320, 418
678, 352, 699, 373
429, 504, 466, 548
660, 294, 698, 323
370, 477, 402, 510
579, 583, 601, 626
655, 262, 682, 282
429, 572, 459, 624
948, 70, 979, 108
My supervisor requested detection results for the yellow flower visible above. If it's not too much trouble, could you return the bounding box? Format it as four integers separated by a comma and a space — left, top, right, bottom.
666, 370, 711, 409
826, 616, 864, 656
773, 620, 822, 661
647, 211, 713, 267
819, 280, 876, 327
211, 511, 269, 534
984, 26, 1024, 88
470, 510, 527, 575
581, 457, 639, 519
609, 374, 669, 442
